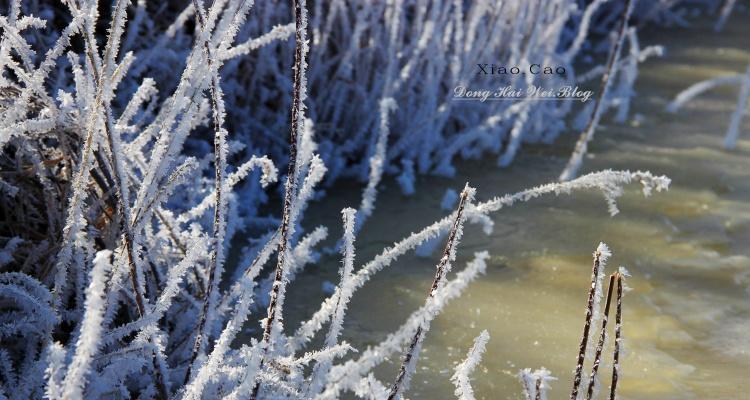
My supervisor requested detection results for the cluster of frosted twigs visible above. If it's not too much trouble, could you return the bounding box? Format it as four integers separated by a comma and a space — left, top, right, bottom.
0, 0, 681, 398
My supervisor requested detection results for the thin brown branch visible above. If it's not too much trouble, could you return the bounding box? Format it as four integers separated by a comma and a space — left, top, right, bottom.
387, 186, 472, 400
585, 273, 617, 400
570, 246, 607, 400
249, 0, 306, 396
559, 0, 634, 182
535, 376, 543, 400
184, 0, 230, 384
609, 273, 624, 400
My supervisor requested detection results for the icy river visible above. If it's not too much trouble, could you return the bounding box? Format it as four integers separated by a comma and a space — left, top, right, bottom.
276, 14, 750, 400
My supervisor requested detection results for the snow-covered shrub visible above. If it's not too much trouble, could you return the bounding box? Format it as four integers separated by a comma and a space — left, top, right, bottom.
0, 0, 677, 398
29, 0, 693, 188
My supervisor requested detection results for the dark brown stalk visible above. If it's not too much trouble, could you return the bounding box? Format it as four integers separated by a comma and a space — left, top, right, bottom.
249, 0, 306, 397
535, 376, 543, 400
559, 0, 634, 182
386, 187, 471, 400
609, 273, 624, 400
585, 273, 617, 400
184, 0, 231, 383
570, 247, 606, 400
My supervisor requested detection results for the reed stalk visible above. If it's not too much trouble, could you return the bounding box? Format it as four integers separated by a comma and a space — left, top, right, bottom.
609, 273, 624, 400
570, 246, 607, 400
534, 376, 543, 400
249, 0, 306, 396
559, 0, 634, 182
585, 273, 617, 400
185, 0, 230, 383
387, 186, 471, 400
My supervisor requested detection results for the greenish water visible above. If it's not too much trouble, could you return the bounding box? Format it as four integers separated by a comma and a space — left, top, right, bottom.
282, 14, 750, 400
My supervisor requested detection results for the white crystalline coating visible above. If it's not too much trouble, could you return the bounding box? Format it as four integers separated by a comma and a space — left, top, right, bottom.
177, 155, 278, 224
617, 265, 633, 293
220, 23, 295, 60
305, 209, 358, 397
44, 342, 67, 400
518, 367, 556, 400
0, 0, 678, 398
329, 208, 357, 348
354, 97, 397, 234
294, 170, 668, 354
60, 250, 112, 400
559, 0, 638, 182
0, 237, 23, 267
319, 252, 490, 399
451, 330, 490, 400
596, 242, 611, 261
580, 242, 611, 393
117, 78, 158, 132
384, 185, 475, 400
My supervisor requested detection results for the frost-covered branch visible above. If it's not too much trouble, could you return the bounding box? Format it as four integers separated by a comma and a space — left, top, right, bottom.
0, 0, 681, 398
451, 330, 490, 400
585, 273, 617, 400
559, 0, 635, 182
519, 368, 555, 400
609, 268, 628, 400
251, 0, 310, 396
571, 243, 611, 400
60, 251, 112, 399
387, 185, 474, 399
